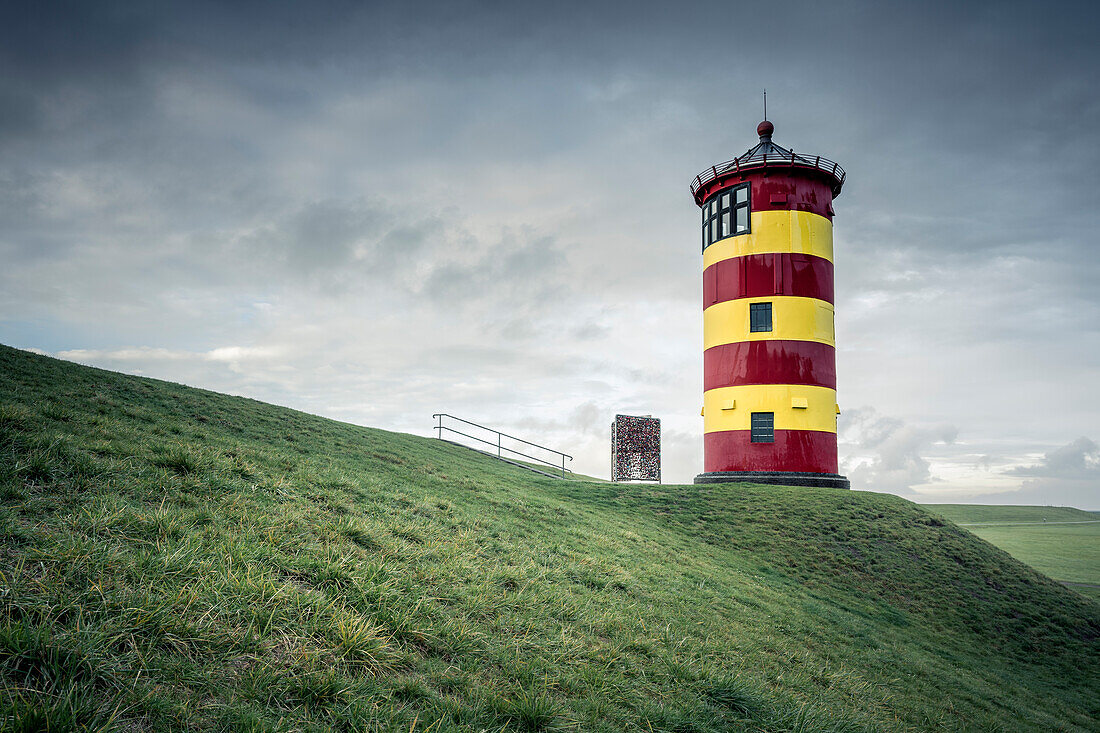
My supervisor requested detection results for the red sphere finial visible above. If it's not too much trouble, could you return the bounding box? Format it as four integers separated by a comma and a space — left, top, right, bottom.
757, 120, 774, 138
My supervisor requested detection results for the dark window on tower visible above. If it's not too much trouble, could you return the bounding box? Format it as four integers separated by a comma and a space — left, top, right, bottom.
751, 412, 774, 443
750, 302, 773, 332
702, 182, 750, 252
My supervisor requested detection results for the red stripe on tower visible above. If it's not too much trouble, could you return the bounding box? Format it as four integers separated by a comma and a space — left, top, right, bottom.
704, 341, 837, 391
703, 253, 834, 307
703, 429, 839, 474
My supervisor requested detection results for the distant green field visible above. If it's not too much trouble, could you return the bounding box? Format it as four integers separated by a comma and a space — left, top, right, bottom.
928, 505, 1100, 602
925, 504, 1098, 525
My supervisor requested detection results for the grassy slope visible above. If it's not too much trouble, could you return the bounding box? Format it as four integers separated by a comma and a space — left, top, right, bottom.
0, 344, 1098, 732
926, 505, 1100, 601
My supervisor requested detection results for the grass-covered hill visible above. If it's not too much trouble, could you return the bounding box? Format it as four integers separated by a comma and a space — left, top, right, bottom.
1, 344, 1097, 732
926, 505, 1100, 603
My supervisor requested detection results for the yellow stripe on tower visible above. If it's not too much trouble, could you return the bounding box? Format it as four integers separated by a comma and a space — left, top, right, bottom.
703, 297, 835, 349
703, 385, 838, 434
703, 209, 833, 269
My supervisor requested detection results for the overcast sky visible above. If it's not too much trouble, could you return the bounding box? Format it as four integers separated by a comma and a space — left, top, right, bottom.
2, 1, 1098, 506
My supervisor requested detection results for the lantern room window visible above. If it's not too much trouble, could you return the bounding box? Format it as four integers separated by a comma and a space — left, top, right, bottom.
751, 412, 774, 443
702, 182, 750, 252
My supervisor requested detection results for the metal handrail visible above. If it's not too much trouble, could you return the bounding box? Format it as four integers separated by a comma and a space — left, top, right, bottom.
691, 150, 846, 197
432, 413, 574, 478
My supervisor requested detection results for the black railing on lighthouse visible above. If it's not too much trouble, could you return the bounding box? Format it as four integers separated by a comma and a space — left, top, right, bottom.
690, 150, 846, 198
432, 413, 573, 479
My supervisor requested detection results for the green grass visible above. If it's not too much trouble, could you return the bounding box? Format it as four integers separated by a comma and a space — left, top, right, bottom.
452, 447, 608, 482
927, 505, 1100, 602
926, 504, 1098, 525
963, 524, 1100, 585
1, 343, 1099, 731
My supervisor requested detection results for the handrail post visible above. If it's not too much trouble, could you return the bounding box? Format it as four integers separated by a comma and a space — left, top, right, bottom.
497, 432, 501, 458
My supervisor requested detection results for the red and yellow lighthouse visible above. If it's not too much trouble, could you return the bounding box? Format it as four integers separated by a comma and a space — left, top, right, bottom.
692, 120, 849, 489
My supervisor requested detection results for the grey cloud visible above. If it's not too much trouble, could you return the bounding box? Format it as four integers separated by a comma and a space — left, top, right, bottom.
421, 230, 568, 312
572, 321, 610, 341
234, 198, 398, 280
976, 438, 1100, 509
840, 407, 958, 493
841, 408, 957, 451
569, 402, 606, 438
515, 402, 608, 440
1007, 438, 1100, 480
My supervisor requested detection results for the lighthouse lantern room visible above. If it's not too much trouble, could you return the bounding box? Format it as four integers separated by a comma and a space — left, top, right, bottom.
692, 120, 850, 490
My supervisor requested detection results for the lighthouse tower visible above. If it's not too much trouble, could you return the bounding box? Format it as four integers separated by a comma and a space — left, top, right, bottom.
692, 120, 849, 489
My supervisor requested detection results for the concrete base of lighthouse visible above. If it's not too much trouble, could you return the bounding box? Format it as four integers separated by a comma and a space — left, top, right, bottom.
694, 471, 850, 490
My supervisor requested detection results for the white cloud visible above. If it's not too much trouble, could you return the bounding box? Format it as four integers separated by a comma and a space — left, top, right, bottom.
56, 346, 281, 364
840, 407, 957, 494
965, 438, 1100, 509
1007, 437, 1100, 480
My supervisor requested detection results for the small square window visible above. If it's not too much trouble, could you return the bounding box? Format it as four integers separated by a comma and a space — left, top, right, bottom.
751, 412, 774, 443
721, 212, 731, 236
750, 302, 772, 332
721, 192, 730, 209
736, 186, 748, 204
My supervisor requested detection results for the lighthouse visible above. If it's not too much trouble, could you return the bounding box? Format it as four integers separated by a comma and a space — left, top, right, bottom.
692, 120, 849, 489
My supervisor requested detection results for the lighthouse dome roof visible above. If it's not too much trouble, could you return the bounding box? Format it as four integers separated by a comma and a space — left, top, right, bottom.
691, 121, 845, 201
